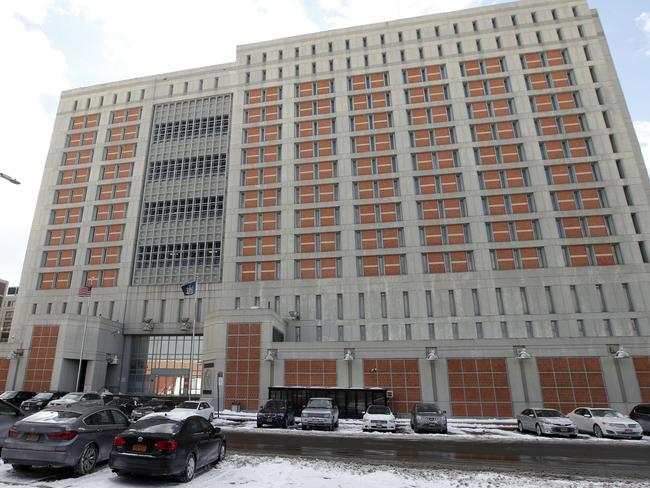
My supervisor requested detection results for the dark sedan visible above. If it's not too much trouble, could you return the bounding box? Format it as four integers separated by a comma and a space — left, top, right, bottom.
0, 400, 25, 442
130, 399, 176, 421
257, 399, 295, 428
629, 404, 650, 435
109, 414, 226, 482
1, 405, 130, 474
20, 392, 67, 414
0, 391, 36, 408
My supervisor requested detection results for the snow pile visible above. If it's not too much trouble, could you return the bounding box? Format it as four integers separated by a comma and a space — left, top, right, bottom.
0, 455, 642, 488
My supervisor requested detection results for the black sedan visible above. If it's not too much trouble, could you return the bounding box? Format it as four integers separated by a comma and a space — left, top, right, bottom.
109, 414, 226, 482
130, 399, 176, 421
0, 391, 35, 408
20, 391, 67, 414
107, 396, 143, 416
257, 399, 295, 428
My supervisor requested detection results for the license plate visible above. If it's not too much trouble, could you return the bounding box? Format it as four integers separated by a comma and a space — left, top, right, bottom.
560, 428, 568, 432
25, 433, 39, 442
132, 443, 147, 453
267, 417, 274, 422
625, 429, 633, 433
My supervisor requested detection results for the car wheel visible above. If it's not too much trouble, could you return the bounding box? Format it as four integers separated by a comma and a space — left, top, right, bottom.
179, 453, 196, 483
442, 428, 448, 435
634, 436, 643, 441
594, 425, 604, 438
74, 443, 98, 475
257, 421, 263, 428
517, 421, 524, 433
12, 464, 31, 471
209, 412, 214, 422
216, 440, 227, 463
535, 424, 543, 437
334, 419, 339, 428
113, 470, 126, 477
283, 417, 289, 429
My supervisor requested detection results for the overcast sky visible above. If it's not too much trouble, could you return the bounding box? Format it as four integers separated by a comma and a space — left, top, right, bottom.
0, 0, 649, 284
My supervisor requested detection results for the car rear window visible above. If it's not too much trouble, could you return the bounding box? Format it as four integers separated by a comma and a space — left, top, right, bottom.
26, 410, 82, 422
178, 401, 199, 409
0, 392, 17, 399
306, 399, 332, 409
367, 406, 391, 415
61, 393, 83, 401
535, 409, 563, 418
130, 418, 181, 434
263, 401, 286, 412
33, 393, 54, 400
415, 404, 442, 414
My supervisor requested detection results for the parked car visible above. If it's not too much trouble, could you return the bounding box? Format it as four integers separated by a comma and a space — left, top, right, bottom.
107, 396, 143, 416
48, 392, 104, 408
629, 404, 650, 435
517, 408, 577, 437
257, 399, 295, 428
20, 392, 67, 414
300, 398, 339, 431
109, 414, 226, 482
1, 405, 130, 474
0, 391, 36, 408
567, 407, 643, 439
171, 401, 214, 421
362, 405, 396, 432
0, 400, 25, 442
131, 399, 176, 421
410, 403, 447, 433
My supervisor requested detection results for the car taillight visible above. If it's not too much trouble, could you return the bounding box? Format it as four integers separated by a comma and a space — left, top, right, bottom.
8, 427, 19, 438
46, 430, 78, 441
113, 436, 126, 447
154, 439, 177, 452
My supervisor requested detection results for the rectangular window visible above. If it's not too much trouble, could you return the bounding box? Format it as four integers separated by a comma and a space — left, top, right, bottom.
338, 325, 344, 341
604, 319, 612, 336
316, 325, 322, 341
520, 287, 529, 314
622, 283, 634, 312
425, 290, 433, 317
360, 324, 366, 341
476, 322, 483, 339
234, 297, 240, 309
577, 319, 586, 337
631, 318, 640, 337
551, 320, 560, 338
500, 321, 508, 338
570, 285, 581, 312
337, 293, 344, 320
448, 290, 457, 316
472, 289, 481, 315
452, 322, 459, 339
428, 322, 435, 340
496, 288, 505, 315
294, 295, 300, 315
316, 294, 322, 320
382, 324, 389, 341
526, 320, 534, 338
545, 286, 555, 314
405, 323, 412, 340
358, 293, 365, 319
380, 292, 387, 319
295, 326, 301, 342
596, 284, 607, 312
403, 291, 410, 318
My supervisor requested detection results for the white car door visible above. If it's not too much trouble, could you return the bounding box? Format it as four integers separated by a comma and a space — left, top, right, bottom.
570, 409, 585, 432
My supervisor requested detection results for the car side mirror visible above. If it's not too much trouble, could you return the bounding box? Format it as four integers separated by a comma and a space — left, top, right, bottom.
584, 413, 591, 418
361, 411, 366, 415
528, 414, 535, 417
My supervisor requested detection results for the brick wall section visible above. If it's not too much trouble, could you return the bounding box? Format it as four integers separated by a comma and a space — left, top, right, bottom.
0, 358, 9, 390
284, 360, 337, 387
23, 325, 59, 392
633, 357, 650, 402
448, 358, 512, 417
363, 359, 420, 413
537, 357, 608, 413
224, 323, 261, 410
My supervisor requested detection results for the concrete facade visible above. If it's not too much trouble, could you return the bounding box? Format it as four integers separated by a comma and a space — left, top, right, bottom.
6, 0, 650, 415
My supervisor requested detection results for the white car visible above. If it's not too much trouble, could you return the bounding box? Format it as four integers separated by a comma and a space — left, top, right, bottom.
362, 405, 396, 432
567, 407, 643, 439
171, 400, 215, 421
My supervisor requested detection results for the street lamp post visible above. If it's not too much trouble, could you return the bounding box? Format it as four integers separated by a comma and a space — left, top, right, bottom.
0, 173, 20, 185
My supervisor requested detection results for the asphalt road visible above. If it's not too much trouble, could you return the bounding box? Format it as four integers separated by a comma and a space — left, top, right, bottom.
227, 430, 650, 480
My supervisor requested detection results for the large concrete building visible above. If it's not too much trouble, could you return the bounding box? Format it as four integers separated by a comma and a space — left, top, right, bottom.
3, 0, 650, 417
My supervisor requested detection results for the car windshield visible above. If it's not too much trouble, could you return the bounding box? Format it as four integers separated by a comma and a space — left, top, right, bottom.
535, 409, 564, 418
61, 393, 83, 401
416, 404, 442, 414
367, 406, 391, 415
591, 409, 623, 418
178, 401, 199, 409
0, 391, 17, 399
33, 393, 54, 400
131, 418, 181, 434
26, 410, 81, 422
263, 401, 286, 413
306, 399, 332, 409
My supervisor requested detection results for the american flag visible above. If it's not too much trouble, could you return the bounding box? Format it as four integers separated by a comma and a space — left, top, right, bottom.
78, 285, 92, 297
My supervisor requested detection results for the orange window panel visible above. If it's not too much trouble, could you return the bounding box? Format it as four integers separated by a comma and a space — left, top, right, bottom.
550, 71, 571, 88
568, 245, 590, 267
114, 182, 129, 198
533, 95, 553, 112
528, 73, 550, 90
362, 256, 380, 277
350, 75, 366, 90
370, 92, 389, 108
376, 156, 394, 174
382, 228, 400, 248
247, 89, 263, 104
487, 78, 508, 95
299, 259, 316, 278
422, 226, 443, 245
297, 164, 315, 181
520, 248, 542, 269
51, 210, 67, 225
263, 167, 279, 184
262, 189, 279, 206
405, 67, 423, 83
358, 205, 375, 224
425, 253, 446, 273
241, 237, 257, 256
243, 169, 259, 186
408, 87, 426, 104
561, 217, 583, 238
426, 65, 444, 81
546, 50, 565, 66
246, 108, 261, 123
63, 228, 78, 244
377, 179, 397, 197
383, 255, 402, 275
523, 52, 543, 69
298, 101, 313, 116
263, 146, 280, 163
319, 207, 337, 226
320, 232, 337, 251
245, 127, 261, 144
354, 136, 372, 153
581, 189, 602, 209
428, 85, 447, 102
463, 60, 482, 76
259, 261, 278, 280
586, 216, 609, 237
491, 222, 511, 242
379, 203, 398, 222
361, 230, 378, 250
263, 212, 278, 230
555, 191, 577, 211
568, 139, 590, 158
111, 203, 127, 219
299, 234, 316, 253
514, 220, 535, 240
412, 130, 430, 148
260, 236, 278, 255
467, 80, 485, 97
495, 249, 516, 270
353, 114, 371, 131
59, 249, 75, 266
481, 170, 502, 189
298, 142, 314, 159
299, 209, 316, 227
487, 196, 507, 215
87, 248, 103, 265
477, 147, 498, 165
419, 200, 440, 220
101, 269, 118, 287
319, 184, 336, 202
447, 224, 466, 244
240, 214, 257, 231
493, 99, 512, 116
430, 105, 450, 122
434, 127, 453, 145
316, 79, 332, 94
510, 194, 531, 214
243, 149, 260, 164
369, 72, 387, 88
505, 169, 525, 187
70, 116, 86, 130
538, 117, 560, 135
556, 92, 579, 109
316, 99, 333, 115
443, 199, 463, 218
414, 153, 433, 170
544, 140, 565, 160
319, 161, 336, 178
496, 122, 516, 139
351, 95, 369, 110
239, 262, 256, 281
104, 247, 121, 264
409, 108, 429, 125
375, 133, 392, 151
357, 181, 374, 199
108, 224, 123, 241
316, 119, 334, 135
440, 174, 459, 193
264, 125, 280, 141
298, 82, 313, 97
59, 170, 75, 185
484, 58, 503, 73
549, 165, 571, 184
450, 251, 470, 272
43, 251, 58, 267
298, 186, 315, 204
562, 115, 582, 134
474, 124, 494, 142
317, 140, 335, 157
501, 145, 521, 163
320, 258, 338, 278
67, 133, 82, 147
38, 273, 55, 289
126, 108, 141, 121
594, 244, 616, 266
470, 102, 489, 118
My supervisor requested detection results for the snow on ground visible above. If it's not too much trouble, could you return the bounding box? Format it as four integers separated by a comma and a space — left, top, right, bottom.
0, 455, 645, 488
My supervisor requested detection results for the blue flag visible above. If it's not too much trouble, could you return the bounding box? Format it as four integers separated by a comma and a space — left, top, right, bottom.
181, 281, 196, 296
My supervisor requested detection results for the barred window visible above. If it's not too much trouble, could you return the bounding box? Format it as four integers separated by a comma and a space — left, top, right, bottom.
142, 196, 224, 223
147, 154, 227, 181
152, 115, 229, 143
136, 241, 221, 269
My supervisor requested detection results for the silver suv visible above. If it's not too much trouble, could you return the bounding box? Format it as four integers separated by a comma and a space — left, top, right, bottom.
300, 398, 339, 431
48, 392, 104, 409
